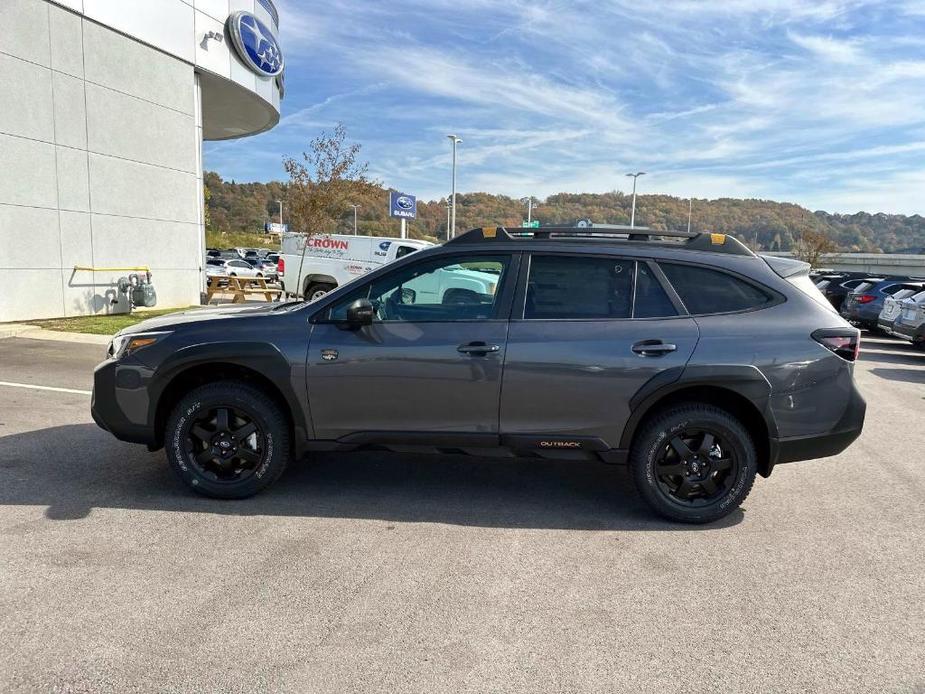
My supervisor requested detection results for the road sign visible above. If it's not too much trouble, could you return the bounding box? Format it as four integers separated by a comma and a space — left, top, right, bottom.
389, 191, 417, 219
522, 220, 540, 228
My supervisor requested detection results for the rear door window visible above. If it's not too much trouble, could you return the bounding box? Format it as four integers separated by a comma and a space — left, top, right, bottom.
523, 256, 677, 320
659, 263, 772, 315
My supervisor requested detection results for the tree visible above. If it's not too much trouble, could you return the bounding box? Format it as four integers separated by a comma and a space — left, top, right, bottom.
282, 124, 376, 235
792, 227, 837, 267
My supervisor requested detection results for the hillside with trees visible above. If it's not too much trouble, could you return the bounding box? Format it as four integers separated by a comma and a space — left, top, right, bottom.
204, 127, 925, 254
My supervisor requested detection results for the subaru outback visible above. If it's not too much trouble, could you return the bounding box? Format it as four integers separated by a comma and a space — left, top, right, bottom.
92, 226, 865, 523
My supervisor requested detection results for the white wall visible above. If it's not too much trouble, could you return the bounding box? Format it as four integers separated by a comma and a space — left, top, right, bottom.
0, 0, 202, 320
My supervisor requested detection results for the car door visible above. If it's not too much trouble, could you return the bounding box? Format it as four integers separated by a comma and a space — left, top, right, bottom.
305, 252, 520, 440
500, 253, 699, 448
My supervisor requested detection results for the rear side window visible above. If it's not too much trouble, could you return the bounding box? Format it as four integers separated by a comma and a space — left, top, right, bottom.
524, 256, 677, 320
659, 263, 772, 315
854, 282, 875, 293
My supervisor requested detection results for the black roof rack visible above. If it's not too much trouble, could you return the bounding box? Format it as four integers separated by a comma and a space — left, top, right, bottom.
446, 225, 755, 256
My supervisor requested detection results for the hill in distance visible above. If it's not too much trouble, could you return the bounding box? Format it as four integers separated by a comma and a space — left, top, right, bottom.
204, 172, 925, 254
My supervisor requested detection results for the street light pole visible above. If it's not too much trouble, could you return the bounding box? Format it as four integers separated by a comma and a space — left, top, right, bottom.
350, 204, 360, 235
522, 196, 534, 225
625, 171, 646, 228
276, 200, 283, 227
447, 134, 462, 239
445, 199, 451, 241
687, 197, 692, 234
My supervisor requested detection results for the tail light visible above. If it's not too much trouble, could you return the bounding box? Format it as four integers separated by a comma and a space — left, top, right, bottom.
812, 329, 860, 362
856, 294, 876, 304
277, 257, 285, 276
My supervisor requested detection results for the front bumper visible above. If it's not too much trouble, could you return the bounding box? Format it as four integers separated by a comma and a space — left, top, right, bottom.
91, 358, 157, 446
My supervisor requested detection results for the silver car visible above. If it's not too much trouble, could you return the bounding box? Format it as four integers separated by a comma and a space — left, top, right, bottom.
891, 289, 925, 348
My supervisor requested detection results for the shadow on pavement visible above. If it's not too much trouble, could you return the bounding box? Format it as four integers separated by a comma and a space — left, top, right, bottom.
0, 423, 743, 531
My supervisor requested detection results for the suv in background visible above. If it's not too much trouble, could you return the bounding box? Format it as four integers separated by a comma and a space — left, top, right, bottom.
891, 289, 925, 349
816, 274, 876, 312
841, 279, 921, 331
877, 285, 925, 335
92, 226, 865, 524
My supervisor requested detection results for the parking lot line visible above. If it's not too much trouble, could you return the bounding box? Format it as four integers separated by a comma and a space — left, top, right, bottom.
0, 381, 91, 396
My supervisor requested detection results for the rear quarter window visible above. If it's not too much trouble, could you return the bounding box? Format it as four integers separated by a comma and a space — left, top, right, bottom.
659, 262, 773, 315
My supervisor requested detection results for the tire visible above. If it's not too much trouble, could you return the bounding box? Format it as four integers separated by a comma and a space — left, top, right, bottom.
164, 381, 290, 499
305, 282, 335, 302
630, 403, 757, 524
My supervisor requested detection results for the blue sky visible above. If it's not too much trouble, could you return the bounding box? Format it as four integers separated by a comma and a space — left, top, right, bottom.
204, 0, 925, 214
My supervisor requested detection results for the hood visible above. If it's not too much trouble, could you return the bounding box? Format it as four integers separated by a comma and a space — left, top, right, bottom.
119, 303, 285, 335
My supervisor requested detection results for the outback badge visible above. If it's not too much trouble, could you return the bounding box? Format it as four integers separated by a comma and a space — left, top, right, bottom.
321, 349, 339, 362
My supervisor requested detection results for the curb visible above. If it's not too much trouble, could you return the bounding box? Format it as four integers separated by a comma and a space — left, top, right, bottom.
0, 324, 112, 345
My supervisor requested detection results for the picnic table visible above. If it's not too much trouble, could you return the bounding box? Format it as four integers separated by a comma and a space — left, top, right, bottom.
206, 275, 283, 304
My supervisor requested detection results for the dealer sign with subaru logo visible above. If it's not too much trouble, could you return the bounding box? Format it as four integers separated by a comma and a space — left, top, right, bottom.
389, 192, 417, 219
227, 11, 284, 79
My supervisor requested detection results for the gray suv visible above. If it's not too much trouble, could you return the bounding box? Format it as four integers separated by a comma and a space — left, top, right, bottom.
92, 226, 866, 523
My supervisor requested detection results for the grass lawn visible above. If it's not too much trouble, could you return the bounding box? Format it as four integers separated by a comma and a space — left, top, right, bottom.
25, 307, 195, 335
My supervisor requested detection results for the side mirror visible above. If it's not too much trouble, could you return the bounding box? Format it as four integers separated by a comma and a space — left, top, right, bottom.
346, 298, 374, 327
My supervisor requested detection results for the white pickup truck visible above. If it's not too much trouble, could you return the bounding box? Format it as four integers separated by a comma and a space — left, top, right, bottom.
279, 234, 433, 301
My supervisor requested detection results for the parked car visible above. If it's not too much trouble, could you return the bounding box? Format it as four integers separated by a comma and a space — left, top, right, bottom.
245, 258, 278, 281
891, 289, 925, 349
205, 258, 228, 286
841, 278, 923, 331
816, 274, 877, 312
92, 225, 865, 524
877, 284, 925, 335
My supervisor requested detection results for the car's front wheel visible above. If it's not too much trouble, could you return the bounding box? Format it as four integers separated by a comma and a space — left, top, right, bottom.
164, 381, 290, 499
630, 404, 757, 523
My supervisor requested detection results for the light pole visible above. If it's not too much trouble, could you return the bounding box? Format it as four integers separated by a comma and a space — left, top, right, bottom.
275, 200, 283, 227
687, 197, 692, 234
521, 196, 534, 225
445, 199, 452, 241
349, 204, 360, 235
447, 134, 462, 238
625, 171, 646, 228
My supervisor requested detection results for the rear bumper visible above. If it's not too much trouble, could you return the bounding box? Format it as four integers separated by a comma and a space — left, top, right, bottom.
877, 317, 898, 334
892, 321, 925, 342
769, 376, 866, 468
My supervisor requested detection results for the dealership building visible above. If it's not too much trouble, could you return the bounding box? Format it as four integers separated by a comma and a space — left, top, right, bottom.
0, 0, 283, 321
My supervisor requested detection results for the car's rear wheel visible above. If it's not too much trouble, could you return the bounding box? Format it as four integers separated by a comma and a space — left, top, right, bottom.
306, 282, 335, 301
630, 404, 757, 524
165, 381, 290, 499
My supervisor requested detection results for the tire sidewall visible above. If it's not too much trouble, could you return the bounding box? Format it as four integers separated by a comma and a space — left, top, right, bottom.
165, 384, 287, 499
635, 407, 756, 523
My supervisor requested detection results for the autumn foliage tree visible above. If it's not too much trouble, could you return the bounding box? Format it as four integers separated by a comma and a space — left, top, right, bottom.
792, 227, 838, 267
282, 124, 377, 235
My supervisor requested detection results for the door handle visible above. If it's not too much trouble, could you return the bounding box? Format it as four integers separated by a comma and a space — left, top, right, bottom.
458, 341, 501, 355
632, 340, 677, 356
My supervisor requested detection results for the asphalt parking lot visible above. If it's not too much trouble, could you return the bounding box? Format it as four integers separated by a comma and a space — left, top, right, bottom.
0, 335, 923, 693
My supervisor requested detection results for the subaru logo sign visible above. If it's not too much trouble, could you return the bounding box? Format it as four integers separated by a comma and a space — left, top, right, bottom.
227, 11, 284, 78
379, 241, 392, 251
389, 191, 417, 219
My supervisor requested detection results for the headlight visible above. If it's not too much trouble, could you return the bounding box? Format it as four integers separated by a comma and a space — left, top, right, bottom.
108, 331, 171, 359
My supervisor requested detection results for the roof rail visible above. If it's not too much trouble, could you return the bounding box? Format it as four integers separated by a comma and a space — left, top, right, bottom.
447, 225, 755, 256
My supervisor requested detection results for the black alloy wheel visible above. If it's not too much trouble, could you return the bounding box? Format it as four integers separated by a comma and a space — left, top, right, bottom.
186, 405, 264, 483
653, 428, 738, 506
165, 381, 290, 499
630, 404, 757, 524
